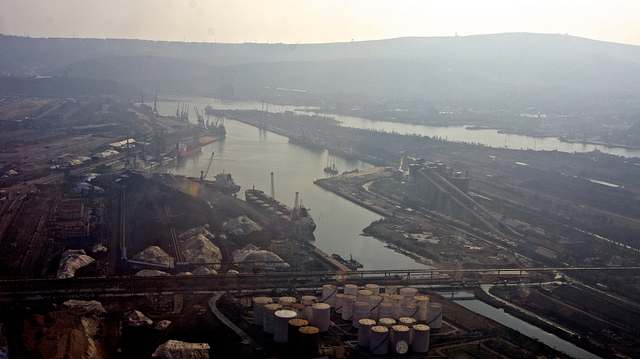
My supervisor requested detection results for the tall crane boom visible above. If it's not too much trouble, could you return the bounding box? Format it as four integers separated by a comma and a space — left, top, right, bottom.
200, 152, 215, 182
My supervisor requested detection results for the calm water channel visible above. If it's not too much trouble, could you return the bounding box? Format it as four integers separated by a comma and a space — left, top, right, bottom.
446, 291, 600, 359
155, 95, 601, 358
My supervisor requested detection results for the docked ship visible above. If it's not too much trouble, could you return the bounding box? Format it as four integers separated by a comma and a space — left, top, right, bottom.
245, 189, 316, 237
203, 105, 227, 138
177, 140, 202, 159
211, 172, 241, 195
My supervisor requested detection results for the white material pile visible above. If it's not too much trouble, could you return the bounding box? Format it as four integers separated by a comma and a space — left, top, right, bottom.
179, 225, 214, 241
135, 270, 170, 277
57, 249, 95, 279
192, 266, 217, 276
131, 246, 175, 268
151, 340, 210, 359
60, 300, 107, 316
126, 310, 153, 327
154, 320, 172, 331
223, 215, 261, 236
181, 234, 222, 270
232, 244, 289, 270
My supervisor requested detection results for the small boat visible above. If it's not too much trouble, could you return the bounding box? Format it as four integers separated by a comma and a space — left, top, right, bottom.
331, 253, 363, 270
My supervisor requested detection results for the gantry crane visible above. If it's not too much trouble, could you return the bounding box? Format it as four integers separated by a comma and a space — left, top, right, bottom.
200, 152, 215, 182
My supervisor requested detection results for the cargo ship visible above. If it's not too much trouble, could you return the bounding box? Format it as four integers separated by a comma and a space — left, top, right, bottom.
245, 189, 316, 237
203, 105, 227, 138
211, 172, 241, 195
177, 141, 202, 158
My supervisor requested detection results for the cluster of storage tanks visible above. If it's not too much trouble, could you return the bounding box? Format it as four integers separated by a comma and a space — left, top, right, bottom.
251, 283, 444, 356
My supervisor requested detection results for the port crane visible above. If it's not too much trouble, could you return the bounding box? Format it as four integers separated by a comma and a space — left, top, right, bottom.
200, 152, 215, 183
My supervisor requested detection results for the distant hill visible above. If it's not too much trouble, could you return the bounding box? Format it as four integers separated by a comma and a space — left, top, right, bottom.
2, 33, 640, 109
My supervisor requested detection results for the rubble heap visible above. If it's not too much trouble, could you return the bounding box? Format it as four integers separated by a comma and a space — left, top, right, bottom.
56, 250, 95, 279
181, 234, 222, 270
151, 340, 210, 359
232, 244, 289, 270
131, 246, 175, 268
223, 215, 261, 236
22, 300, 106, 359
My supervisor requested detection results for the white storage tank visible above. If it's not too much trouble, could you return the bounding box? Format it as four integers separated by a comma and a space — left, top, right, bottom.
426, 302, 443, 333
378, 317, 396, 329
399, 317, 417, 344
388, 294, 405, 319
252, 297, 273, 326
273, 310, 297, 343
368, 295, 383, 320
291, 303, 306, 319
390, 325, 411, 354
309, 303, 331, 332
370, 326, 390, 355
341, 294, 357, 320
378, 302, 394, 319
385, 285, 397, 295
414, 295, 430, 322
379, 292, 390, 302
399, 287, 418, 302
356, 289, 373, 302
263, 303, 283, 333
352, 301, 371, 328
411, 324, 431, 353
301, 295, 317, 321
364, 283, 380, 295
321, 284, 337, 307
278, 296, 297, 308
344, 284, 359, 296
400, 302, 420, 320
357, 318, 377, 348
335, 293, 345, 314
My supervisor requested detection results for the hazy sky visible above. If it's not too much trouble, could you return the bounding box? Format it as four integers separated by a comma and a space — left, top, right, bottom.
2, 0, 640, 45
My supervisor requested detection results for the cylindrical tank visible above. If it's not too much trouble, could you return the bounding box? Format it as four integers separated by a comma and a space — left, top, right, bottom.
252, 297, 273, 326
380, 293, 390, 302
414, 295, 430, 322
400, 302, 420, 320
385, 285, 397, 295
310, 303, 331, 332
344, 284, 358, 296
334, 293, 345, 314
399, 317, 417, 343
352, 301, 371, 328
399, 287, 418, 302
369, 326, 390, 355
341, 294, 356, 320
356, 289, 373, 302
291, 303, 306, 319
411, 324, 431, 353
368, 295, 383, 320
301, 295, 317, 321
273, 310, 297, 343
378, 317, 396, 329
378, 302, 394, 319
426, 302, 443, 333
288, 318, 308, 350
298, 326, 320, 358
357, 318, 376, 348
390, 325, 411, 354
321, 284, 337, 307
278, 296, 297, 308
365, 283, 380, 295
263, 303, 283, 333
388, 294, 405, 319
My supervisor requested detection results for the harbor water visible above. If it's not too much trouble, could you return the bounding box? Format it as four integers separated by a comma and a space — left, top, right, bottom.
155, 96, 602, 358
